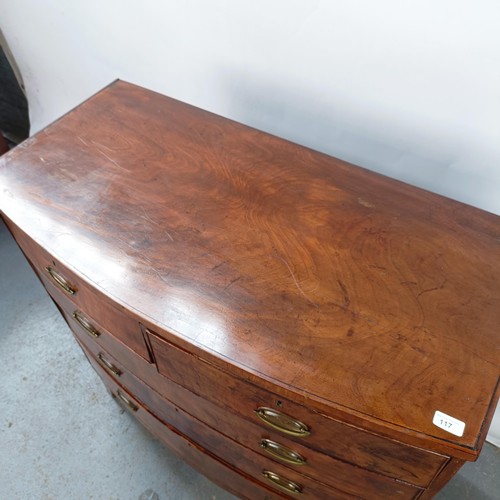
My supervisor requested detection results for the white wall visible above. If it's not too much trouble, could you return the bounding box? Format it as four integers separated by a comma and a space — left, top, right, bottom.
1, 0, 499, 444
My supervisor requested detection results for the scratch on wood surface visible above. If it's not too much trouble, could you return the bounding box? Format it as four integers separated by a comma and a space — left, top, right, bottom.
177, 144, 200, 165
139, 254, 172, 285
417, 279, 447, 298
90, 140, 115, 152
77, 136, 89, 146
149, 265, 172, 285
224, 276, 241, 291
273, 248, 319, 308
337, 279, 350, 309
358, 197, 374, 208
140, 206, 166, 234
212, 261, 227, 272
340, 331, 384, 346
163, 230, 174, 242
369, 264, 386, 271
94, 148, 124, 170
116, 236, 136, 252
87, 139, 127, 171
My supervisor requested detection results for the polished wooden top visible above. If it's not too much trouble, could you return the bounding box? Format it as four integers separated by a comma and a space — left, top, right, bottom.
1, 81, 498, 456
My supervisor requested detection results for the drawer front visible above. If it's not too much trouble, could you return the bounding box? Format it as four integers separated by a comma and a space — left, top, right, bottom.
148, 331, 448, 487
47, 261, 444, 490
71, 321, 422, 497
69, 314, 402, 493
6, 218, 150, 361
53, 287, 156, 375
83, 352, 285, 500
82, 341, 421, 499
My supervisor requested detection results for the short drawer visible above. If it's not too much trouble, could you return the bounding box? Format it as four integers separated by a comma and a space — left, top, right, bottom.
82, 342, 422, 499
5, 218, 151, 361
54, 291, 155, 373
148, 331, 448, 488
83, 351, 285, 500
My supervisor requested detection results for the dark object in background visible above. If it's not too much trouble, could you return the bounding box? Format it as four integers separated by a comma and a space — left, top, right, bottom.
0, 45, 29, 150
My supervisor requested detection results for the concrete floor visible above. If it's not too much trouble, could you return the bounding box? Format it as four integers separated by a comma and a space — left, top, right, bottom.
0, 217, 498, 500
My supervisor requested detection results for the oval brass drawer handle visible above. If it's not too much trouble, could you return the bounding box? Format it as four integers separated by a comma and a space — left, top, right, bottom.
115, 389, 138, 412
255, 407, 310, 437
45, 265, 76, 295
260, 439, 306, 465
98, 352, 122, 377
262, 470, 302, 495
72, 311, 101, 338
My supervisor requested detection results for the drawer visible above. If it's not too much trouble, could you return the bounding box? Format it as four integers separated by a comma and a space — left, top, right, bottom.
54, 290, 156, 375
81, 341, 422, 499
82, 350, 285, 500
60, 299, 443, 490
148, 331, 448, 487
72, 322, 423, 497
5, 218, 151, 361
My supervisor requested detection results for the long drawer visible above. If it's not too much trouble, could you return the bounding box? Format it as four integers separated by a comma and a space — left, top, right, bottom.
147, 330, 448, 487
4, 218, 151, 361
80, 338, 423, 499
66, 308, 416, 495
55, 287, 443, 491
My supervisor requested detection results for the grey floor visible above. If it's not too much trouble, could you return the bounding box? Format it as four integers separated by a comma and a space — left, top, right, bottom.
0, 218, 498, 500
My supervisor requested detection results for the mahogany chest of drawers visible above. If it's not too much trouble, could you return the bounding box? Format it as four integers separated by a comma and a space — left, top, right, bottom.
1, 80, 499, 499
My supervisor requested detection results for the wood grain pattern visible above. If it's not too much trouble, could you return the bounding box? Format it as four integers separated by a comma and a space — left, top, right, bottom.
1, 80, 499, 497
